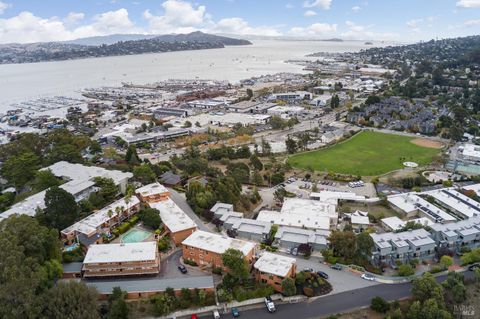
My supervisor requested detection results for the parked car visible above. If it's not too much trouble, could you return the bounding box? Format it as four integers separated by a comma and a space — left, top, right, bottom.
265, 296, 276, 313
191, 315, 198, 319
213, 310, 220, 319
303, 267, 314, 273
330, 264, 343, 271
317, 271, 329, 279
468, 263, 480, 271
178, 265, 188, 274
291, 247, 298, 256
231, 307, 240, 317
361, 273, 375, 281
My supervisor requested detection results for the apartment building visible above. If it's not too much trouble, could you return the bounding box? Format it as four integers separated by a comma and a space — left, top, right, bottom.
371, 229, 436, 265
82, 242, 160, 278
254, 252, 296, 293
182, 230, 256, 269
61, 196, 141, 246
149, 198, 197, 245
135, 182, 170, 203
430, 216, 480, 251
274, 226, 330, 251
424, 188, 480, 220
388, 193, 456, 223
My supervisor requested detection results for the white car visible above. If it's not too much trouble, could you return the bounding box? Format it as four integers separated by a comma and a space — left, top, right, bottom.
361, 273, 375, 281
265, 296, 276, 312
213, 310, 220, 319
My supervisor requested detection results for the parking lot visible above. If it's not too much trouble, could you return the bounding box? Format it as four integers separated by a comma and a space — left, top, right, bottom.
160, 249, 210, 279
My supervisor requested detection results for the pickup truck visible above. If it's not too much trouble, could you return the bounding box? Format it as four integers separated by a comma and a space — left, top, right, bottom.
264, 296, 276, 313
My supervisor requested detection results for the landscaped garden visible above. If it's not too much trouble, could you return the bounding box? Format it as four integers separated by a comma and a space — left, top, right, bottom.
288, 131, 441, 176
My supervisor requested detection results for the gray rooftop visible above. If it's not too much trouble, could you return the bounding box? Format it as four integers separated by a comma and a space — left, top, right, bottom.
85, 275, 214, 294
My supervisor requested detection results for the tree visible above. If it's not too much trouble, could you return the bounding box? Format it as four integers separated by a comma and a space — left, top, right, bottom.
1, 152, 40, 190
442, 272, 466, 305
356, 232, 374, 259
370, 296, 390, 313
125, 145, 140, 165
328, 231, 357, 261
133, 164, 156, 184
249, 154, 263, 171
45, 144, 83, 165
365, 95, 381, 105
221, 248, 249, 280
183, 120, 192, 128
251, 170, 263, 186
281, 277, 296, 296
440, 255, 453, 270
42, 281, 100, 319
139, 208, 161, 230
89, 140, 102, 155
32, 169, 60, 192
411, 272, 444, 305
107, 287, 129, 319
285, 137, 297, 154
246, 88, 253, 99
42, 186, 79, 230
93, 177, 118, 204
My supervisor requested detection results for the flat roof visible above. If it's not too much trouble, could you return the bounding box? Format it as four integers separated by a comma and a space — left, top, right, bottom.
62, 196, 140, 236
211, 202, 234, 215
83, 241, 157, 264
257, 210, 330, 230
371, 229, 435, 250
462, 143, 480, 159
254, 252, 296, 277
310, 190, 365, 202
232, 218, 271, 235
281, 198, 337, 219
430, 216, 480, 237
182, 230, 255, 256
150, 198, 197, 233
351, 214, 370, 225
43, 161, 133, 186
424, 189, 480, 218
86, 276, 214, 294
388, 193, 456, 222
274, 226, 330, 246
135, 182, 169, 198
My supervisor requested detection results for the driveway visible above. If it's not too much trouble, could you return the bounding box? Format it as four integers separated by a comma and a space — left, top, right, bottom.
160, 249, 210, 279
167, 187, 216, 232
280, 253, 378, 294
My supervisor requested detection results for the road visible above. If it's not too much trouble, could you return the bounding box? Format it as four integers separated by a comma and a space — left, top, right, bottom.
199, 271, 475, 319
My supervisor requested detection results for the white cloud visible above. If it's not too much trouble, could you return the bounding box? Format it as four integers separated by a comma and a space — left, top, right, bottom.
340, 20, 396, 40
285, 3, 294, 9
143, 0, 209, 34
213, 17, 281, 36
288, 23, 337, 37
304, 10, 317, 17
0, 9, 139, 44
465, 19, 480, 26
456, 0, 480, 8
0, 1, 10, 15
303, 0, 332, 10
406, 18, 422, 29
64, 12, 85, 24
351, 6, 361, 12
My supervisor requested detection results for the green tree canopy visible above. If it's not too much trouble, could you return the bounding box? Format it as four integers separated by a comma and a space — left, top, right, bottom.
281, 277, 296, 297
1, 151, 40, 190
42, 186, 79, 230
221, 248, 249, 280
139, 208, 161, 230
133, 164, 156, 184
32, 169, 60, 192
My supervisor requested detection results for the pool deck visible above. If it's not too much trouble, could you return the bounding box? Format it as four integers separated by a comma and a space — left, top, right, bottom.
112, 225, 155, 244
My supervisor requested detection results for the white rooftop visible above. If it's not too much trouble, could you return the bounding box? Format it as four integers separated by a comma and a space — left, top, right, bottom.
135, 182, 169, 199
424, 188, 480, 218
254, 252, 296, 277
388, 193, 456, 223
310, 190, 365, 202
462, 143, 480, 159
150, 198, 197, 233
62, 196, 140, 236
274, 226, 330, 246
430, 216, 480, 238
281, 198, 337, 219
257, 210, 330, 230
84, 241, 157, 264
371, 229, 435, 250
381, 216, 433, 232
211, 202, 234, 215
43, 161, 133, 186
182, 230, 255, 256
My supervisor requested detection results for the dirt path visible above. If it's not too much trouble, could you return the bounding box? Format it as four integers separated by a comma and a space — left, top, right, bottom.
410, 138, 444, 149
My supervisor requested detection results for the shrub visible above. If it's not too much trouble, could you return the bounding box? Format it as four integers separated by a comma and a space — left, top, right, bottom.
370, 296, 390, 313
295, 271, 307, 285
398, 264, 415, 277
184, 259, 197, 267
212, 267, 223, 275
431, 266, 443, 274
303, 287, 314, 297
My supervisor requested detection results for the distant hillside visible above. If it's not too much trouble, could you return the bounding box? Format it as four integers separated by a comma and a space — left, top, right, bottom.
0, 32, 252, 65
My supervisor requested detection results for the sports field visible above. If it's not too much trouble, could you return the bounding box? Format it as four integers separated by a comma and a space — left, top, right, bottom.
288, 131, 442, 176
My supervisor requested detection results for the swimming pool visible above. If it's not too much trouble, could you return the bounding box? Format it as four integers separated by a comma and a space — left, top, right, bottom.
121, 229, 152, 243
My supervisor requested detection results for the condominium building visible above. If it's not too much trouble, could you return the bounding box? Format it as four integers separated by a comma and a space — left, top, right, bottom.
135, 182, 170, 203
82, 242, 160, 278
429, 216, 480, 251
182, 230, 256, 269
274, 226, 330, 251
254, 252, 296, 293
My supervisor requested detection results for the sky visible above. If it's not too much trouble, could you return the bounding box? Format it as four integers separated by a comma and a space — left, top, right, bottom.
0, 0, 480, 44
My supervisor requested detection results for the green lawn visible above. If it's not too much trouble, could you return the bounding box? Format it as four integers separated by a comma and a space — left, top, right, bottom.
288, 131, 440, 176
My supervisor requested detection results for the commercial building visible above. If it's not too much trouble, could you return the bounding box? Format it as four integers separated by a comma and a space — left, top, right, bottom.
254, 252, 296, 293
182, 230, 256, 269
256, 210, 331, 231
429, 216, 480, 251
274, 226, 329, 251
149, 198, 197, 245
82, 242, 160, 278
135, 182, 170, 203
61, 196, 141, 246
267, 105, 304, 118
388, 193, 456, 223
269, 91, 313, 101
460, 143, 480, 163
281, 198, 338, 227
310, 190, 365, 202
371, 229, 436, 265
170, 112, 271, 128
